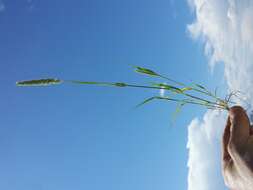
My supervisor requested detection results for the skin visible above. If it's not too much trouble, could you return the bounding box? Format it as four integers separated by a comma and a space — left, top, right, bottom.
222, 106, 253, 190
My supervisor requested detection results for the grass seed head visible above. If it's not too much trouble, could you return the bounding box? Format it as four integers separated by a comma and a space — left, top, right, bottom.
16, 78, 62, 86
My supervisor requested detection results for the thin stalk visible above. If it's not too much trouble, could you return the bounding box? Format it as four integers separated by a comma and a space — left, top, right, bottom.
157, 74, 223, 103
127, 84, 222, 107
134, 66, 227, 105
155, 96, 227, 110
154, 71, 227, 104
158, 74, 185, 87
69, 80, 225, 108
16, 77, 230, 111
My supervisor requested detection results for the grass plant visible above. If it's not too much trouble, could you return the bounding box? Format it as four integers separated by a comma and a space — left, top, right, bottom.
16, 66, 235, 112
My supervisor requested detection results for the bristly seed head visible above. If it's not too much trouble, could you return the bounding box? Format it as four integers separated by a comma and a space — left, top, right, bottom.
16, 78, 62, 86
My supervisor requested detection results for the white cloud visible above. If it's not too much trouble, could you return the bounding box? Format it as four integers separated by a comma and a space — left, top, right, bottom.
187, 0, 253, 105
187, 0, 253, 189
187, 110, 227, 190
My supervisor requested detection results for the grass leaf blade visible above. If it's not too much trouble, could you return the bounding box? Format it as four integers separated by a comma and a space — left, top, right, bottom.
135, 97, 156, 108
171, 102, 186, 124
181, 87, 193, 92
152, 83, 183, 93
134, 66, 159, 77
194, 83, 207, 91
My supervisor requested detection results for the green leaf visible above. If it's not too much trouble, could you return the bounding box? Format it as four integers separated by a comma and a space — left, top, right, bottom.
135, 96, 178, 108
180, 87, 193, 92
171, 102, 186, 123
152, 83, 182, 93
134, 66, 159, 77
16, 78, 62, 86
135, 97, 156, 108
194, 83, 207, 91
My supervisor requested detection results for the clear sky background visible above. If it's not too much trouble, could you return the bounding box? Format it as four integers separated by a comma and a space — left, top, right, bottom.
1, 0, 226, 189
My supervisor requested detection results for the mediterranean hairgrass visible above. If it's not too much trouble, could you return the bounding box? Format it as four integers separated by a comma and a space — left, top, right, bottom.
16, 66, 234, 112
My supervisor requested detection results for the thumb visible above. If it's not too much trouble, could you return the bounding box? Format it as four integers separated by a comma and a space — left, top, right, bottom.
228, 106, 250, 152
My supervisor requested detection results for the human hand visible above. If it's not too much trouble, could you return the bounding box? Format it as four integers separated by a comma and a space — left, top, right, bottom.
222, 106, 253, 190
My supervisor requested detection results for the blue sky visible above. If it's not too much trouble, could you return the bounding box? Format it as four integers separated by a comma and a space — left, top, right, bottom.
1, 0, 226, 189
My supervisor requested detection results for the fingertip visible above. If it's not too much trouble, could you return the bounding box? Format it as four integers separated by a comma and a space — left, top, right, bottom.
228, 106, 250, 150
229, 106, 245, 118
229, 106, 247, 124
